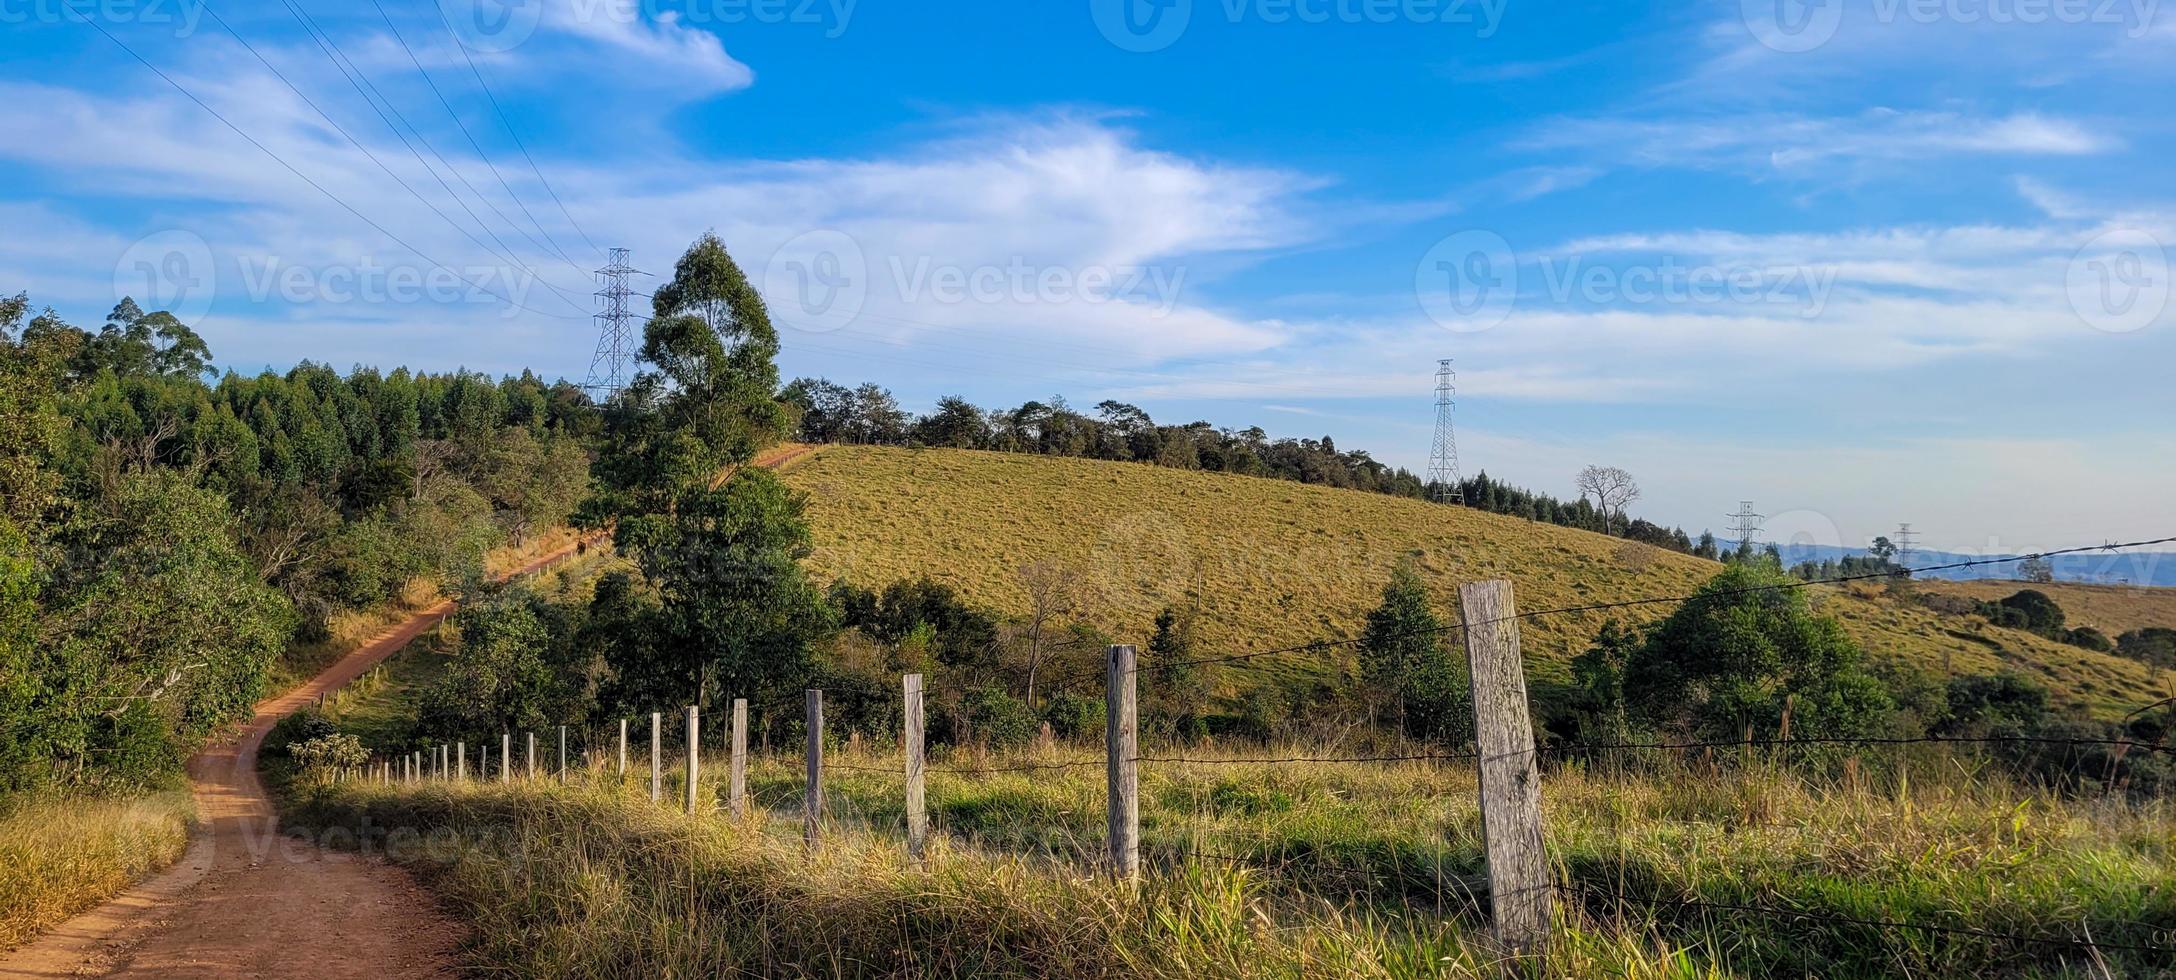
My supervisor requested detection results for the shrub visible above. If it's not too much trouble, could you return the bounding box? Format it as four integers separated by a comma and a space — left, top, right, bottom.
938, 688, 1036, 748
288, 732, 368, 776
1623, 563, 1892, 741
1040, 691, 1103, 741
2062, 626, 2113, 652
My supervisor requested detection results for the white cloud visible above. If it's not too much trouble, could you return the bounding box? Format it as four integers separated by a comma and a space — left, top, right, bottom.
540, 0, 753, 94
1521, 110, 2115, 176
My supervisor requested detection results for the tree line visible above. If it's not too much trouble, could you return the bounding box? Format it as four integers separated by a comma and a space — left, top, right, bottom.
1, 292, 594, 792
779, 378, 1709, 556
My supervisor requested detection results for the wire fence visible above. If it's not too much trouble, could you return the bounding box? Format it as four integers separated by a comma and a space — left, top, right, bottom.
358, 534, 2176, 963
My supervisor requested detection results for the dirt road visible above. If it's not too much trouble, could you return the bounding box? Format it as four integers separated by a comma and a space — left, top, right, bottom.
0, 535, 605, 980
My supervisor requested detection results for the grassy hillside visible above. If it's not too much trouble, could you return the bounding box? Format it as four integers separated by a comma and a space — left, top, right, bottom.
1918, 579, 2176, 638
778, 445, 2169, 717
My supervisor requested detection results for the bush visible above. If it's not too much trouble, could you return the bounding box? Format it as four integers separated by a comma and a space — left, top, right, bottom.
1040, 692, 1103, 741
288, 733, 368, 776
1623, 563, 1891, 741
937, 688, 1036, 748
2062, 626, 2113, 652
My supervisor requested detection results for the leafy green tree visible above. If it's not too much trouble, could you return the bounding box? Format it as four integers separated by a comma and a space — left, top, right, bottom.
1357, 559, 1465, 738
418, 585, 589, 736
587, 235, 833, 711
28, 473, 292, 788
1569, 619, 1638, 741
591, 232, 784, 515
1624, 562, 1891, 740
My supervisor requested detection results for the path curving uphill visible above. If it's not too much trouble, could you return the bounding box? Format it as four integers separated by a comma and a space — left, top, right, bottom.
0, 535, 606, 979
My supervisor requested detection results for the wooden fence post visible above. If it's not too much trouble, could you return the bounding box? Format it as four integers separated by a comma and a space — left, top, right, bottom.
805, 690, 824, 848
617, 718, 628, 780
457, 741, 466, 781
650, 711, 662, 803
558, 725, 568, 782
1457, 579, 1552, 960
526, 732, 536, 780
685, 705, 701, 814
729, 699, 748, 818
500, 733, 511, 784
904, 673, 926, 864
1106, 644, 1139, 878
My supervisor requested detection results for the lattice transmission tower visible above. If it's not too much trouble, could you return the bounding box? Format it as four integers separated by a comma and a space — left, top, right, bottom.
1894, 523, 1918, 563
1727, 500, 1764, 554
584, 247, 637, 400
1427, 359, 1464, 504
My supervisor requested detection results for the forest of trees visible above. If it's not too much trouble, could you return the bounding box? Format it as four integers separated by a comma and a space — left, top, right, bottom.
0, 292, 594, 792
779, 378, 1706, 556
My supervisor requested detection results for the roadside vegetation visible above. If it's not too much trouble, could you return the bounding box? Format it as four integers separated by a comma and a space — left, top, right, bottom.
0, 789, 193, 951
284, 736, 2174, 978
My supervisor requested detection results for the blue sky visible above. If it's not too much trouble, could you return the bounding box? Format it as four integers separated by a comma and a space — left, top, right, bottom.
2, 0, 2171, 556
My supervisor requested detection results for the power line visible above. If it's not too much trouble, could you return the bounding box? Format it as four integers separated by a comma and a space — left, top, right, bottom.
192, 0, 587, 321
272, 0, 593, 314
67, 7, 584, 321
429, 0, 607, 261
363, 0, 590, 273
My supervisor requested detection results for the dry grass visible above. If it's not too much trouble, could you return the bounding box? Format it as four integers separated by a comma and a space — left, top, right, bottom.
780, 446, 2169, 716
0, 790, 194, 952
1918, 578, 2176, 637
289, 743, 2175, 978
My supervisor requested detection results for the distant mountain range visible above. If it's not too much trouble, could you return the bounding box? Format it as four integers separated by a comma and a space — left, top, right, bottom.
1769, 544, 2176, 587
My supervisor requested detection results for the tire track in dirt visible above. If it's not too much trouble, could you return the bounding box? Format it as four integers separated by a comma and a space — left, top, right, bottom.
0, 533, 607, 980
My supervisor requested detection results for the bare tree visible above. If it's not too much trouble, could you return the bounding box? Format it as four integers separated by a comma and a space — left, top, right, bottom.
1575, 465, 1640, 535
1014, 558, 1082, 708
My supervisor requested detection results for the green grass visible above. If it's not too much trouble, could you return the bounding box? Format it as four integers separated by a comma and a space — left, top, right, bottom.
779, 445, 2170, 717
0, 789, 195, 952
285, 745, 2175, 978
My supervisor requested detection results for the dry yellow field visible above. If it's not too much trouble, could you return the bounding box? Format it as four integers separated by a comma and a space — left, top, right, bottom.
1917, 578, 2176, 638
778, 445, 2168, 717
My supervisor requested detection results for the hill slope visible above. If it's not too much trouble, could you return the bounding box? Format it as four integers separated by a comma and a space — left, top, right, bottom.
1917, 579, 2176, 638
778, 445, 2167, 717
